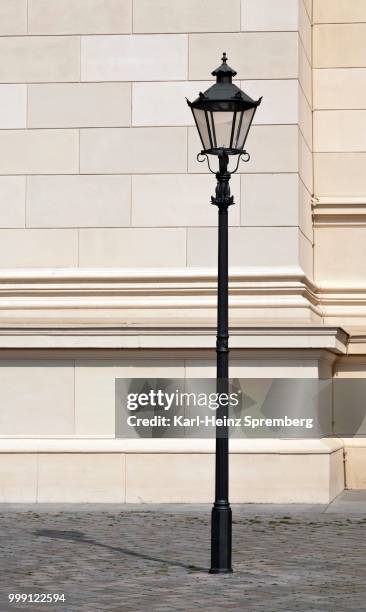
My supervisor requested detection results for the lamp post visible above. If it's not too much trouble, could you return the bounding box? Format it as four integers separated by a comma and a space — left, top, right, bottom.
187, 53, 261, 574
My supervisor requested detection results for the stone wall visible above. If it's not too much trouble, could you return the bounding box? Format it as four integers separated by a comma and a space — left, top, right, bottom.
314, 0, 366, 295
0, 0, 311, 284
0, 1, 354, 502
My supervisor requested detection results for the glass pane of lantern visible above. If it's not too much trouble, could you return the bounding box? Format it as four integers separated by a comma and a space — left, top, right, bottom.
234, 107, 256, 151
192, 108, 212, 151
211, 112, 235, 149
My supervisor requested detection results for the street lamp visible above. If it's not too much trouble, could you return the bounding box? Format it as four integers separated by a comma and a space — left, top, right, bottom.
187, 53, 261, 574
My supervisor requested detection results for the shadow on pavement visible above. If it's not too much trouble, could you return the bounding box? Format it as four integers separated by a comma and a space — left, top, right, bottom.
34, 529, 207, 573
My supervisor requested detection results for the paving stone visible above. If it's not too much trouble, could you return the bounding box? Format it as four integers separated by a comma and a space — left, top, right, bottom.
0, 507, 365, 610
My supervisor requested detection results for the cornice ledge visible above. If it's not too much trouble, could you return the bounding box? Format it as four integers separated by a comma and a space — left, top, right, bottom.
0, 267, 319, 314
0, 266, 314, 285
313, 197, 366, 227
0, 324, 349, 352
0, 437, 344, 454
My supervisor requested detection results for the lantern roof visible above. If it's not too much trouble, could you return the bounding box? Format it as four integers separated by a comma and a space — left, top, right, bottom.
211, 52, 237, 78
187, 53, 261, 112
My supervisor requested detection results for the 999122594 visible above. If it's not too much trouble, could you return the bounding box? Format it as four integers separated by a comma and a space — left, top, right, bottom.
8, 593, 66, 604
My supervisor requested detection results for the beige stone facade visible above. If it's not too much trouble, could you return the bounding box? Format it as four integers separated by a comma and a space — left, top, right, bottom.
0, 0, 365, 502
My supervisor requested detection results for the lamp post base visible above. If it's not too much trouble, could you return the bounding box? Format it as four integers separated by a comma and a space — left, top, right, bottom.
209, 503, 233, 574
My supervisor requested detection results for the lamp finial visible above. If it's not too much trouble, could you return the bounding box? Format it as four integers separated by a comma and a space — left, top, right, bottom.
221, 52, 227, 64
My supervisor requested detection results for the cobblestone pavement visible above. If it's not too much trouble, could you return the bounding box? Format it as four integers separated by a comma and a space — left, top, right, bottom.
0, 503, 365, 612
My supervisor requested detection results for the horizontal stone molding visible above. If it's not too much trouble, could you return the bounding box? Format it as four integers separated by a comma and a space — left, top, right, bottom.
0, 265, 363, 341
0, 265, 318, 307
313, 197, 366, 226
0, 266, 360, 339
0, 265, 321, 333
0, 328, 348, 352
0, 438, 345, 455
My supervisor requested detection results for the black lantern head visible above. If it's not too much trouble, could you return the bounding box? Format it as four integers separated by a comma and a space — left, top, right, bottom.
187, 53, 261, 156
